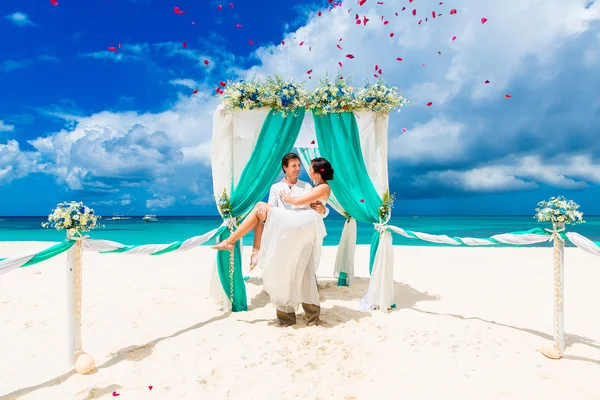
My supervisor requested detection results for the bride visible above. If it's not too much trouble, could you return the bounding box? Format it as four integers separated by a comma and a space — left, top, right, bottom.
212, 157, 333, 326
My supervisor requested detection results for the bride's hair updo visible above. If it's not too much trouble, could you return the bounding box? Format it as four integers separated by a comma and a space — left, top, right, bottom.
311, 158, 334, 181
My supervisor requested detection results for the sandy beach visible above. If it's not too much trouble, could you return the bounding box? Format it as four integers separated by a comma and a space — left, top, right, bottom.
1, 242, 599, 399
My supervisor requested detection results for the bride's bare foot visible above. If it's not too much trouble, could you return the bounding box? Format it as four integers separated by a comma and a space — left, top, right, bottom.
211, 240, 234, 251
249, 247, 260, 270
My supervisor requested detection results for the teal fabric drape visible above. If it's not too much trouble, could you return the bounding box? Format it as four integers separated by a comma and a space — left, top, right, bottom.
216, 108, 306, 312
312, 112, 384, 273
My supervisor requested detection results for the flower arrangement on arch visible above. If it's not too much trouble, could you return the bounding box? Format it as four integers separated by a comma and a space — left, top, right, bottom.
378, 190, 396, 222
221, 76, 265, 110
535, 196, 585, 225
308, 74, 359, 115
42, 201, 103, 235
261, 75, 309, 116
355, 80, 408, 114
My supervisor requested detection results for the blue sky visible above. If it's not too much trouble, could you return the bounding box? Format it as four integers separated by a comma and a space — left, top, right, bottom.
1, 0, 600, 216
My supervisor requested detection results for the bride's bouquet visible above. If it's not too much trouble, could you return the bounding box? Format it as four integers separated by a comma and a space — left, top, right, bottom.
355, 81, 408, 114
535, 196, 584, 225
42, 201, 103, 235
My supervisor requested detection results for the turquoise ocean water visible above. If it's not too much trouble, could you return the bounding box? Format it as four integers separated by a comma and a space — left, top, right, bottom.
1, 215, 599, 248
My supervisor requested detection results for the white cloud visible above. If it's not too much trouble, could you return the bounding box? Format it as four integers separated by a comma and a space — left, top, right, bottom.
146, 195, 175, 209
169, 79, 198, 89
0, 140, 43, 183
5, 12, 35, 27
0, 121, 14, 132
413, 154, 600, 192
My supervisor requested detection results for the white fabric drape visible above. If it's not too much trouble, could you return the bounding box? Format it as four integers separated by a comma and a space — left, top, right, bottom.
356, 111, 394, 311
0, 253, 36, 275
566, 232, 600, 257
210, 106, 270, 310
333, 218, 357, 285
297, 145, 357, 283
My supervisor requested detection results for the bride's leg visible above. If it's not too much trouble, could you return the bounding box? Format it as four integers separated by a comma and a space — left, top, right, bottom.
249, 221, 265, 270
212, 203, 272, 250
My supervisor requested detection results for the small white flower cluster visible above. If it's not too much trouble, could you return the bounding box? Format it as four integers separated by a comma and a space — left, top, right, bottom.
42, 201, 103, 234
535, 196, 585, 225
219, 75, 408, 115
355, 82, 408, 114
378, 190, 396, 222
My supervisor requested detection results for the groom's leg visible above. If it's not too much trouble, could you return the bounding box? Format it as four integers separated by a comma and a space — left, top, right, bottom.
302, 303, 320, 326
276, 310, 296, 325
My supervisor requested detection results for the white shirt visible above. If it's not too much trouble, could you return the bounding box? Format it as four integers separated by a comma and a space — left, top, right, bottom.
267, 179, 330, 218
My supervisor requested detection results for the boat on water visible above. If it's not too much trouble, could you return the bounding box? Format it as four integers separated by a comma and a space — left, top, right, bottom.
109, 213, 131, 221
143, 214, 158, 222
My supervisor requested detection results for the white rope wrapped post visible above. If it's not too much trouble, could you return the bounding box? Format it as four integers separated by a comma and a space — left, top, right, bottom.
552, 221, 566, 354
66, 231, 95, 374
539, 222, 566, 359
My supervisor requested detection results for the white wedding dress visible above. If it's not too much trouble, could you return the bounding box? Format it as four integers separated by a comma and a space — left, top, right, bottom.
259, 199, 327, 313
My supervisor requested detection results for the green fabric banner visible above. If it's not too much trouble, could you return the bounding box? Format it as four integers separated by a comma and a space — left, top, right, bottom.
216, 108, 306, 312
312, 112, 384, 273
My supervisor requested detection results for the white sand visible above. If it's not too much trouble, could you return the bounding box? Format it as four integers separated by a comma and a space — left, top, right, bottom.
1, 242, 599, 399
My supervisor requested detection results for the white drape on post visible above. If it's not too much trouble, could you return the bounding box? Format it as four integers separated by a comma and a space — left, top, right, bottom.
355, 111, 395, 311
297, 143, 356, 284
210, 105, 270, 310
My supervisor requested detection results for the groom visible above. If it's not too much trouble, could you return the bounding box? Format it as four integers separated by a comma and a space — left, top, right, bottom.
254, 152, 328, 325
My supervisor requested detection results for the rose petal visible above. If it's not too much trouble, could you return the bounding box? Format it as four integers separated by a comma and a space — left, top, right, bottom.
481, 17, 488, 24
485, 80, 490, 84
50, 0, 58, 5
412, 9, 416, 15
108, 47, 117, 52
345, 54, 354, 58
505, 94, 512, 98
396, 57, 403, 61
112, 392, 120, 397
182, 41, 187, 49
218, 5, 222, 10
307, 69, 313, 74
402, 128, 407, 132
452, 35, 457, 41
426, 102, 433, 106
220, 81, 226, 87
148, 386, 153, 391
360, 199, 365, 203
318, 11, 322, 16
248, 40, 254, 45
193, 89, 198, 94
389, 32, 394, 37
338, 61, 343, 67
203, 60, 209, 65
236, 23, 242, 28
174, 7, 185, 14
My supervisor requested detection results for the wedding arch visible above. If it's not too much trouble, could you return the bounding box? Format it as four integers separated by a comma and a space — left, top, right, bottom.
209, 75, 407, 312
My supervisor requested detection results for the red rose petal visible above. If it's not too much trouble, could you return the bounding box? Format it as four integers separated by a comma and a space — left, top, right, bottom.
148, 386, 153, 391
437, 51, 441, 55
338, 61, 343, 67
452, 35, 457, 41
378, 68, 382, 73
426, 102, 433, 106
307, 69, 313, 74
281, 40, 285, 45
230, 2, 234, 8
182, 41, 187, 49
112, 392, 120, 397
345, 54, 354, 59
318, 11, 322, 16
174, 7, 185, 14
402, 128, 407, 132
384, 20, 389, 25
396, 57, 403, 61
299, 41, 304, 46
389, 32, 394, 37
193, 89, 198, 94
432, 11, 436, 18
203, 60, 209, 65
505, 94, 512, 98
220, 81, 226, 87
412, 9, 416, 16
311, 140, 316, 144
337, 44, 342, 50
50, 0, 58, 5
236, 23, 242, 28
450, 9, 457, 14
248, 40, 254, 44
481, 17, 488, 24
108, 47, 117, 52
485, 80, 490, 84
375, 64, 378, 71
218, 5, 222, 10
359, 0, 366, 5
360, 199, 365, 203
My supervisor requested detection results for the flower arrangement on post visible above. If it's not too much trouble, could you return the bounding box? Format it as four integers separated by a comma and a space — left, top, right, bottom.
215, 188, 238, 224
378, 190, 396, 222
356, 80, 408, 114
308, 74, 358, 115
220, 76, 265, 110
535, 196, 585, 225
42, 201, 103, 237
